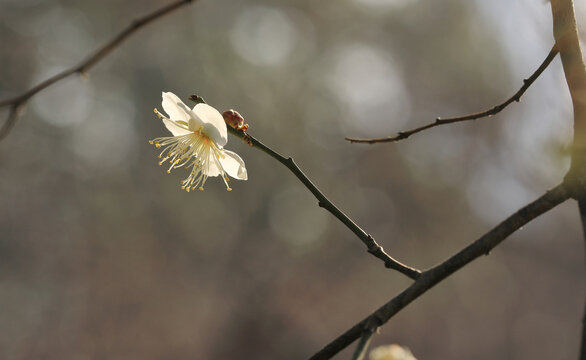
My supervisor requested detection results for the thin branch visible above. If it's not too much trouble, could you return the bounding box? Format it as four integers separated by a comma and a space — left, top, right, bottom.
0, 0, 196, 140
308, 183, 570, 360
1, 106, 19, 140
345, 45, 559, 144
350, 321, 377, 360
227, 125, 421, 280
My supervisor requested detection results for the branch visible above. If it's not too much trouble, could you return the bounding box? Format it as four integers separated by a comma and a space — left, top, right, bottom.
550, 1, 586, 359
345, 45, 559, 144
308, 183, 570, 360
226, 125, 421, 280
0, 0, 196, 140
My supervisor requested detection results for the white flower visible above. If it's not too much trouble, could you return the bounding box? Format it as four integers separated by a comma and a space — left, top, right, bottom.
150, 92, 247, 192
369, 344, 417, 360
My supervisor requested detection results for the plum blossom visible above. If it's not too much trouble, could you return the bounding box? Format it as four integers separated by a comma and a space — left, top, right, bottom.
369, 344, 417, 360
150, 92, 247, 191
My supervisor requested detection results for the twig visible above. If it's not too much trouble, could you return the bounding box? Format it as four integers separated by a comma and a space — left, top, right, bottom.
345, 45, 559, 144
1, 107, 19, 140
308, 183, 570, 360
227, 126, 421, 280
350, 321, 377, 360
550, 1, 586, 359
0, 0, 196, 140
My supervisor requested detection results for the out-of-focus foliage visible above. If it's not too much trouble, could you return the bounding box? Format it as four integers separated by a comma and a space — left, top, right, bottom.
0, 0, 584, 359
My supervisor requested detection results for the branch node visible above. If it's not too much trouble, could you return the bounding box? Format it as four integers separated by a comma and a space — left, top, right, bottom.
396, 132, 408, 140
367, 244, 382, 255
363, 316, 381, 333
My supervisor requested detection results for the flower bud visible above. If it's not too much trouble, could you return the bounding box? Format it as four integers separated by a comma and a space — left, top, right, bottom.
222, 109, 249, 131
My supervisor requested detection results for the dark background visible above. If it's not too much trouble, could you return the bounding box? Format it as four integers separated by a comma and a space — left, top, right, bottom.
1, 0, 585, 359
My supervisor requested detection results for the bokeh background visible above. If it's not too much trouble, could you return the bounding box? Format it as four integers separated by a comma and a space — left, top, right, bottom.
1, 0, 585, 359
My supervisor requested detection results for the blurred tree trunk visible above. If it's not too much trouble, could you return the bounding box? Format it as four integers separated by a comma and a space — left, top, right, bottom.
550, 1, 586, 358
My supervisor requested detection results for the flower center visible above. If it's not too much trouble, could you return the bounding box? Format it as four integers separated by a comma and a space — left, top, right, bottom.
150, 109, 235, 192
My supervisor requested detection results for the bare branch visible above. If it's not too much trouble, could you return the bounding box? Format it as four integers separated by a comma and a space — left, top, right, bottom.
345, 45, 559, 144
226, 125, 421, 280
0, 0, 196, 141
308, 183, 570, 360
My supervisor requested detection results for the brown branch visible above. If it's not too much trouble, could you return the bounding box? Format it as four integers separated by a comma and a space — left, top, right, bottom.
550, 1, 586, 359
227, 125, 422, 280
0, 0, 196, 140
308, 183, 570, 360
345, 45, 559, 144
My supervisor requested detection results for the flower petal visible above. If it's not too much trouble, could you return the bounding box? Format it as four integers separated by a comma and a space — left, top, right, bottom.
162, 118, 191, 136
220, 150, 247, 180
203, 152, 222, 177
192, 103, 228, 147
162, 92, 191, 122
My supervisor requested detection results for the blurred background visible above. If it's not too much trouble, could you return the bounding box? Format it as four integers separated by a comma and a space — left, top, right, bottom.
1, 0, 585, 359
